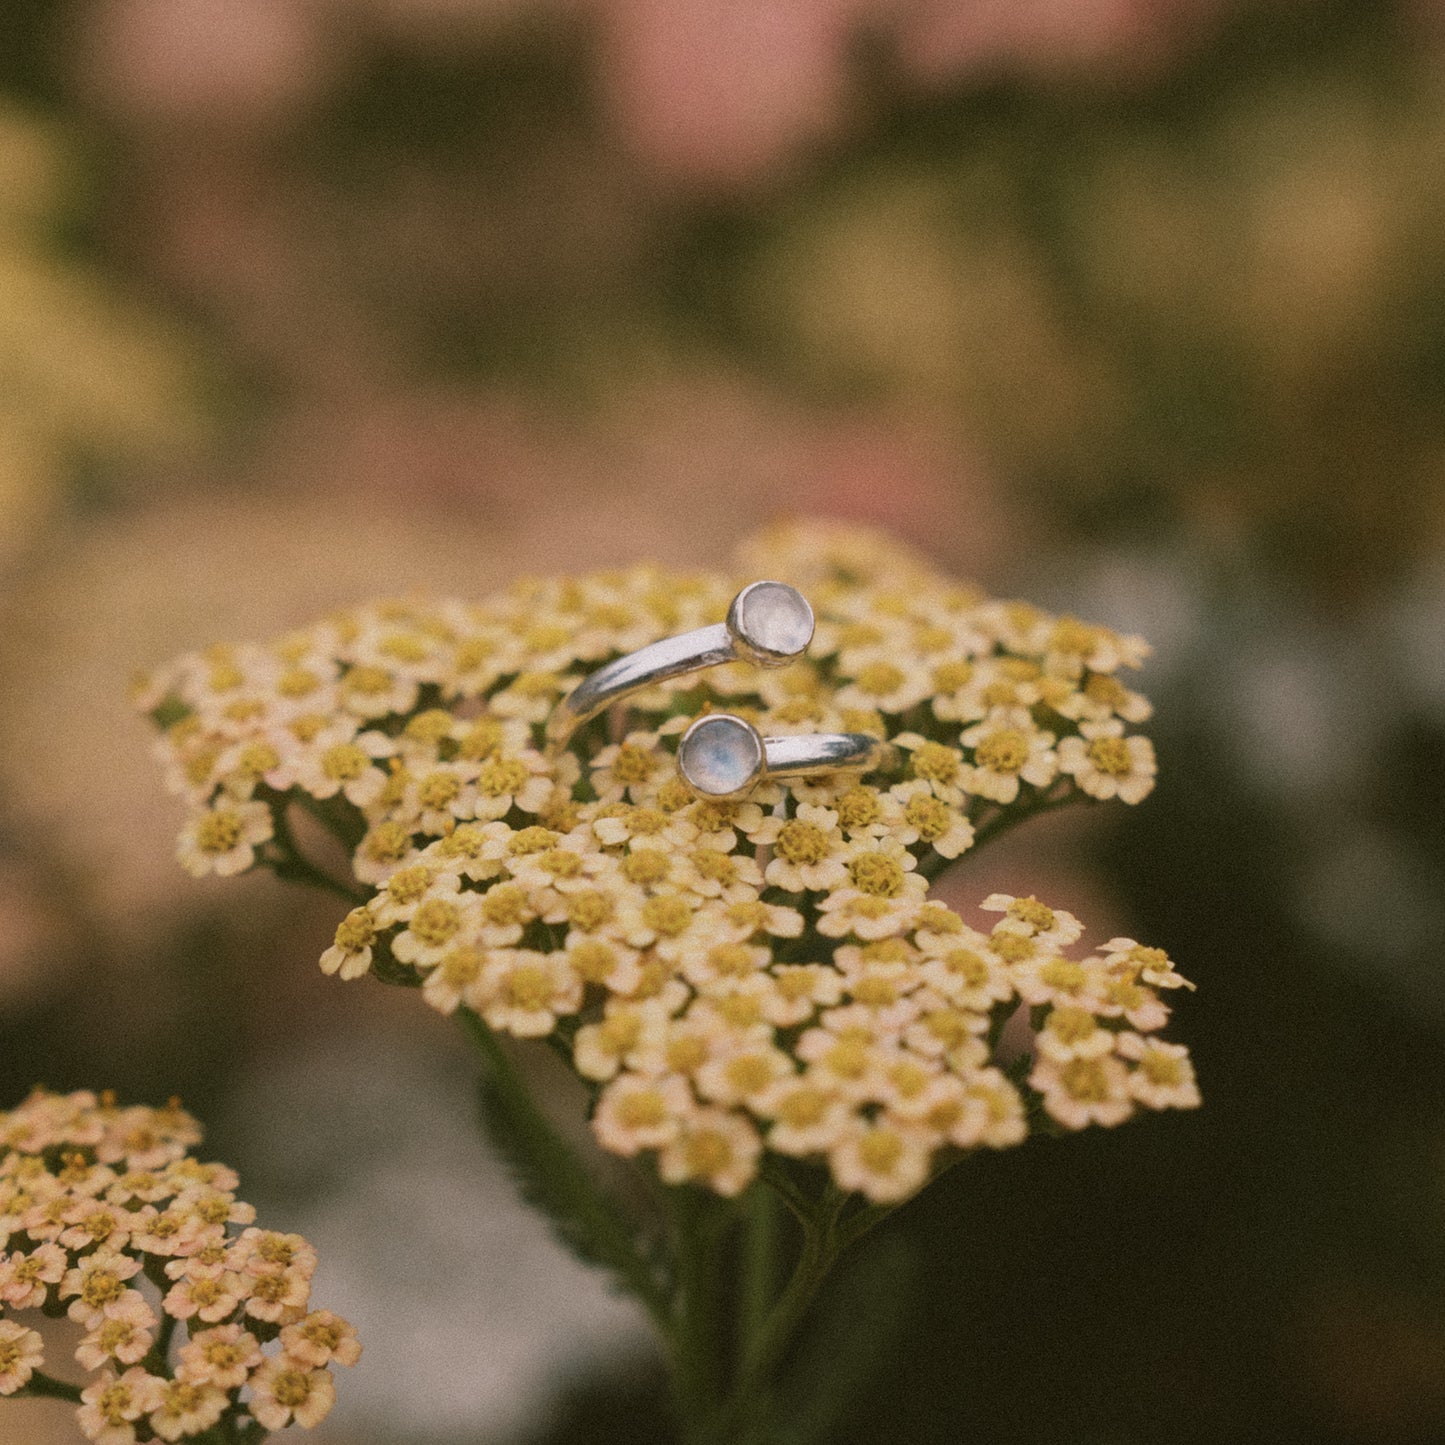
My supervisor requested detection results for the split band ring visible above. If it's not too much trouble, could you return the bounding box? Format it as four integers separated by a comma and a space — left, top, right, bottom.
678, 713, 897, 800
546, 581, 815, 751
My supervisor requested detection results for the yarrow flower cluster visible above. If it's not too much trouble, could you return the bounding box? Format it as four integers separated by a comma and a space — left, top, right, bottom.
136, 521, 1195, 1204
0, 1089, 358, 1439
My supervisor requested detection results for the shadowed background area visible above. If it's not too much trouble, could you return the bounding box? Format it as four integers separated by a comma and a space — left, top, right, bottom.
2, 1, 1445, 1441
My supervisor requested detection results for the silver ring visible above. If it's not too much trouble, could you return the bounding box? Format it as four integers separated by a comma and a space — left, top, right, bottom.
677, 713, 897, 800
546, 581, 815, 752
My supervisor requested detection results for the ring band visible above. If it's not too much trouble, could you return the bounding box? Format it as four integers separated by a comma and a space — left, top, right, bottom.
546, 581, 815, 751
677, 713, 897, 800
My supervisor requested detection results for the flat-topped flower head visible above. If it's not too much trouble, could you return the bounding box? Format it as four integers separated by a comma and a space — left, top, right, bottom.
0, 1089, 357, 1438
133, 521, 1191, 1203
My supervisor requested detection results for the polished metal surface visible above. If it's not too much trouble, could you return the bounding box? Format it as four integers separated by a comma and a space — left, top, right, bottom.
546, 581, 814, 751
678, 714, 896, 800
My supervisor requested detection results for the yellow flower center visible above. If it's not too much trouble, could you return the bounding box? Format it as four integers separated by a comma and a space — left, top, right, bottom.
598, 1014, 641, 1054
321, 744, 368, 782
273, 1371, 313, 1408
236, 742, 280, 779
1140, 1050, 1185, 1086
725, 1056, 774, 1094
566, 890, 615, 931
719, 994, 764, 1027
1085, 673, 1128, 708
569, 942, 617, 985
847, 853, 905, 898
196, 811, 243, 854
990, 932, 1036, 963
707, 944, 756, 978
81, 1271, 125, 1308
418, 771, 461, 809
1047, 1006, 1097, 1043
923, 1009, 974, 1048
622, 851, 670, 886
277, 667, 321, 698
904, 795, 951, 841
976, 729, 1029, 773
666, 1036, 709, 1072
410, 900, 462, 948
439, 947, 484, 987
478, 757, 528, 797
692, 850, 738, 884
616, 1091, 667, 1129
1061, 1059, 1111, 1102
386, 866, 432, 905
509, 826, 558, 855
684, 1131, 733, 1176
1086, 736, 1132, 776
625, 807, 667, 836
361, 821, 411, 864
343, 664, 392, 696
777, 1088, 829, 1128
858, 1129, 904, 1174
910, 742, 961, 785
1007, 897, 1055, 931
458, 720, 505, 759
833, 788, 881, 829
1039, 959, 1086, 991
774, 821, 831, 867
610, 745, 656, 785
854, 662, 905, 696
942, 948, 989, 985
641, 897, 693, 938
504, 966, 553, 1011
851, 975, 899, 1007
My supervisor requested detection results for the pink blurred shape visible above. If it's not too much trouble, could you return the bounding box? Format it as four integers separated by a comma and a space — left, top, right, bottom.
78, 0, 338, 127
590, 0, 868, 187
895, 0, 1232, 84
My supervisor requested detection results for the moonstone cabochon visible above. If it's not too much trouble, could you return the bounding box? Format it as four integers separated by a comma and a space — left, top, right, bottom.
678, 714, 765, 798
727, 581, 815, 664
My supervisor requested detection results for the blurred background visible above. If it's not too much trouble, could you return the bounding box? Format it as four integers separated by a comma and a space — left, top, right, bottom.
3, 0, 1445, 1440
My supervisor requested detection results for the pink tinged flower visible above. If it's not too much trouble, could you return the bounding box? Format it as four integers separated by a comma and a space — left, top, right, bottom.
233, 1227, 319, 1278
62, 1249, 145, 1326
658, 1110, 762, 1197
79, 1367, 167, 1445
176, 800, 273, 877
1029, 1054, 1135, 1130
241, 1263, 312, 1322
0, 1240, 67, 1307
593, 1074, 695, 1157
828, 1120, 934, 1203
248, 1355, 337, 1431
176, 1323, 263, 1388
162, 1269, 246, 1323
1057, 722, 1156, 804
149, 1377, 228, 1441
0, 1318, 44, 1394
280, 1310, 362, 1369
1117, 1034, 1202, 1110
478, 951, 584, 1038
75, 1294, 159, 1370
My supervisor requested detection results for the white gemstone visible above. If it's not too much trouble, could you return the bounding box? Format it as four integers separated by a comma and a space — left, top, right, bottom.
680, 716, 763, 796
733, 582, 814, 659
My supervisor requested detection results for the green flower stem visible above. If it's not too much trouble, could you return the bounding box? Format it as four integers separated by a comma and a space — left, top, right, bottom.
666, 1188, 732, 1435
455, 1008, 673, 1337
17, 1371, 83, 1403
146, 1306, 179, 1374
705, 1200, 846, 1444
739, 1183, 782, 1373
